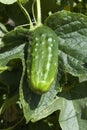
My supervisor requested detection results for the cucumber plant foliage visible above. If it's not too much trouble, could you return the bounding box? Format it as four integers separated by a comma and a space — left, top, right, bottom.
0, 0, 87, 130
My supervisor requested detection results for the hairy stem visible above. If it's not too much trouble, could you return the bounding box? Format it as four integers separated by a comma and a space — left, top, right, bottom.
36, 0, 42, 26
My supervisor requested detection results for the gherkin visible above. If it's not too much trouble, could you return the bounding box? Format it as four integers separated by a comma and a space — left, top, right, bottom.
27, 25, 58, 94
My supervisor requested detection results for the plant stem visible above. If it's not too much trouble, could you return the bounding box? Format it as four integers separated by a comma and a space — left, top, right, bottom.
32, 0, 37, 24
36, 0, 42, 26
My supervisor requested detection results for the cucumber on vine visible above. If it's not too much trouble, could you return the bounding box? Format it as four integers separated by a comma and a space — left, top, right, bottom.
26, 0, 58, 94
27, 25, 58, 94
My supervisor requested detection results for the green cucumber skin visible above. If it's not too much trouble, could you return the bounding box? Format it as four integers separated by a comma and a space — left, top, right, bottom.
27, 25, 58, 94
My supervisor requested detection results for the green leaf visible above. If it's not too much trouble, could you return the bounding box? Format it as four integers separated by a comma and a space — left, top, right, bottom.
0, 0, 17, 4
0, 44, 25, 71
44, 11, 87, 129
45, 10, 87, 81
58, 81, 87, 130
2, 26, 30, 47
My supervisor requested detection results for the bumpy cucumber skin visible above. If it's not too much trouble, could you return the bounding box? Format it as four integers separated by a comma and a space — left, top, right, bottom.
27, 25, 58, 94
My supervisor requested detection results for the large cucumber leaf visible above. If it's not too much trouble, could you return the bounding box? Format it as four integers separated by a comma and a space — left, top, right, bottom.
45, 10, 87, 82
45, 10, 87, 130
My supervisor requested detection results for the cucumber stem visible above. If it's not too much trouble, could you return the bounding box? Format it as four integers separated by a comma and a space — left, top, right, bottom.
36, 0, 42, 26
32, 0, 37, 24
